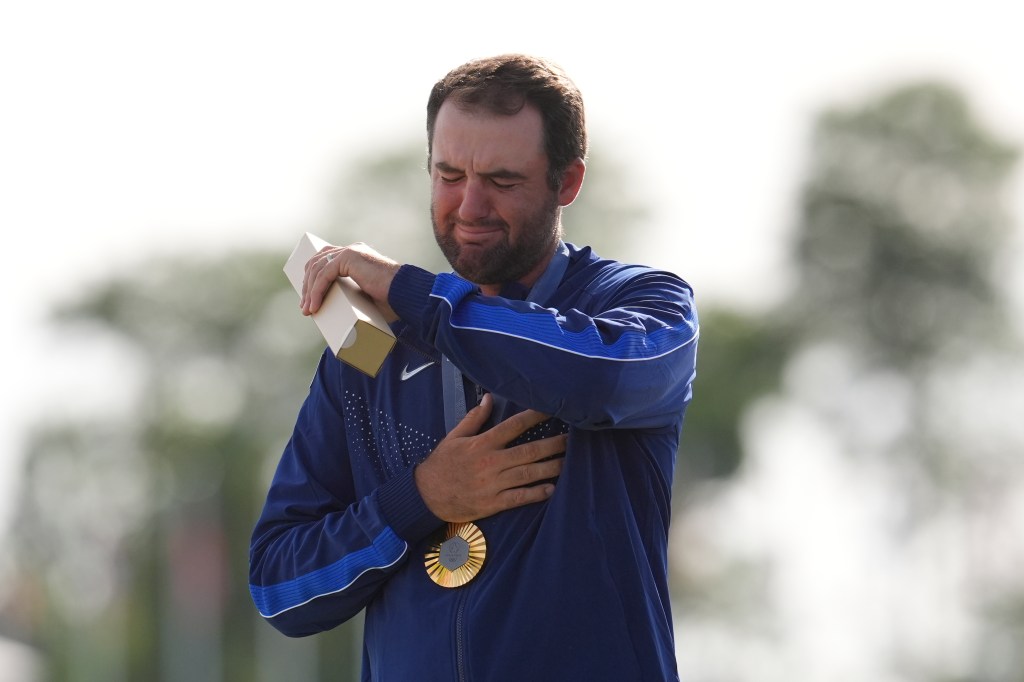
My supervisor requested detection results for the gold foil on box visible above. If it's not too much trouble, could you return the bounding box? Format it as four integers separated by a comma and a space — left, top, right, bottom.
424, 522, 487, 588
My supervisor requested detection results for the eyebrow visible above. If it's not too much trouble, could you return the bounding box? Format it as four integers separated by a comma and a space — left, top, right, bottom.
434, 161, 528, 181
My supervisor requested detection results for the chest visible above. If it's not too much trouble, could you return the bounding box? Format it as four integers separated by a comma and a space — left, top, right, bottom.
341, 344, 448, 490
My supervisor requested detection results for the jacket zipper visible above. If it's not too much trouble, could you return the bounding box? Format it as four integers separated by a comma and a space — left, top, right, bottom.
456, 589, 468, 681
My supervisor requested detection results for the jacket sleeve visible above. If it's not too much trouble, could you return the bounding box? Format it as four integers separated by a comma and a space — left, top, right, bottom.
388, 264, 699, 430
248, 350, 442, 637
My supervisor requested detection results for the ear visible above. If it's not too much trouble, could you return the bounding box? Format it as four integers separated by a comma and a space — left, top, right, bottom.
557, 158, 586, 207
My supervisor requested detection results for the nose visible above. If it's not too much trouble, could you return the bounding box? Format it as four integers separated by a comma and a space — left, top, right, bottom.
457, 179, 490, 223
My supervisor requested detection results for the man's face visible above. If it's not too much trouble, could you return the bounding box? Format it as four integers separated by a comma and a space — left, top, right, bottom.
430, 101, 562, 289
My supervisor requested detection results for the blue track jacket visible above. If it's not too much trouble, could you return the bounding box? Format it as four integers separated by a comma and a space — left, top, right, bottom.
250, 243, 699, 681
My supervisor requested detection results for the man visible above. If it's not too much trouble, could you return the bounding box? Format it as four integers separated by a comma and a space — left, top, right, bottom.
249, 54, 698, 681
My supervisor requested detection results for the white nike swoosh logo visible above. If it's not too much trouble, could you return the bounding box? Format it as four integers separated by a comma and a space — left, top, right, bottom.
400, 361, 435, 381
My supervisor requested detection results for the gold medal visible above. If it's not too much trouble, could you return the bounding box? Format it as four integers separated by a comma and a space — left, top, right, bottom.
424, 521, 487, 588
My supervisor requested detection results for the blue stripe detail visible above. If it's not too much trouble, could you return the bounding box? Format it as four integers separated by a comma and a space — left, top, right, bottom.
454, 308, 694, 360
432, 272, 476, 304
251, 527, 407, 618
429, 271, 697, 360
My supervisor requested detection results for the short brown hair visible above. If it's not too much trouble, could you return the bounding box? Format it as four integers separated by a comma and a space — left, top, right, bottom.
426, 54, 588, 191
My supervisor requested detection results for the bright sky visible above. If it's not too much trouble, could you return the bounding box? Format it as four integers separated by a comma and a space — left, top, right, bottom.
2, 0, 1023, 587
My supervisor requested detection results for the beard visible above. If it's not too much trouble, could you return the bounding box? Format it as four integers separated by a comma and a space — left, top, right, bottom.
432, 194, 562, 286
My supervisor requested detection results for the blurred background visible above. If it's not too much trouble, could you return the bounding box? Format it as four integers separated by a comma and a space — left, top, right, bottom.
3, 1, 1024, 680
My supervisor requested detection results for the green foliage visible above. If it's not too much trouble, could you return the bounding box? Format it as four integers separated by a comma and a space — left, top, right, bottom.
794, 82, 1018, 367
676, 309, 791, 485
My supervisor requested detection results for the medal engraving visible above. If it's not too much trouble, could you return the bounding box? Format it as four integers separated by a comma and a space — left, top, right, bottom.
425, 521, 487, 588
439, 536, 470, 570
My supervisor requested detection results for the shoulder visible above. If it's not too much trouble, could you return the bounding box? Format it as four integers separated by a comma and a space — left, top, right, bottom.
563, 242, 695, 303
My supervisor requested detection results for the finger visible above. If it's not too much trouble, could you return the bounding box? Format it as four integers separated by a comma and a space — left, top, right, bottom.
303, 248, 326, 278
303, 253, 339, 314
301, 252, 325, 309
504, 433, 568, 467
494, 483, 556, 513
483, 408, 551, 445
302, 247, 335, 292
304, 269, 327, 314
496, 455, 564, 489
445, 393, 494, 439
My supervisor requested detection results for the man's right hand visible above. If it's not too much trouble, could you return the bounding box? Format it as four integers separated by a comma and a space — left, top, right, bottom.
302, 242, 400, 321
414, 393, 567, 523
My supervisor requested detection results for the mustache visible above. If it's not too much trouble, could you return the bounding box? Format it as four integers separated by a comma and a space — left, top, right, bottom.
451, 217, 508, 231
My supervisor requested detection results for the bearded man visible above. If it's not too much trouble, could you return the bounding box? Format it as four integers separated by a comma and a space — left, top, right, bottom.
249, 54, 699, 682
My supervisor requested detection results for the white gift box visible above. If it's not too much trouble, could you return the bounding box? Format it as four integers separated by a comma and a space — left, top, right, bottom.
284, 232, 396, 377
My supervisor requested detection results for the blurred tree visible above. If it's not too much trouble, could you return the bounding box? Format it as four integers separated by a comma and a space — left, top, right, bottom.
3, 140, 661, 681
674, 309, 791, 485
672, 81, 1024, 681
788, 83, 1023, 679
800, 83, 1015, 347
791, 82, 1019, 497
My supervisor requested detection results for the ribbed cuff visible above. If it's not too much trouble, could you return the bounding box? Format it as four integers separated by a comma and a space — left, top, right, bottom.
375, 466, 443, 543
388, 265, 438, 324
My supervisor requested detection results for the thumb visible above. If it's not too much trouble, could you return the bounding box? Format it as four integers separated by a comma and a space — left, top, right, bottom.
447, 392, 493, 438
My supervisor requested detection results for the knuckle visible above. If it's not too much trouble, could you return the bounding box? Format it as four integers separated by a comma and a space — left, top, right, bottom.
507, 488, 528, 507
533, 441, 553, 458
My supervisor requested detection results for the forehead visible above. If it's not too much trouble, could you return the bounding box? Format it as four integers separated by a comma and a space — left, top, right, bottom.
432, 100, 546, 171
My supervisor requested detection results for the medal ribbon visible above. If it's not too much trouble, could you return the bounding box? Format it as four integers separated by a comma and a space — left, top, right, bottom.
431, 242, 569, 588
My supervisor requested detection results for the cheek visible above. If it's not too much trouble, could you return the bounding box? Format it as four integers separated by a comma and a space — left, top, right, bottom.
493, 193, 537, 227
431, 184, 460, 218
